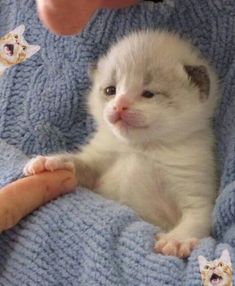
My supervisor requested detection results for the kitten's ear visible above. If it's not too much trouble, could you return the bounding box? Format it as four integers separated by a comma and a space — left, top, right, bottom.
198, 255, 208, 270
26, 45, 41, 58
220, 249, 232, 265
184, 65, 210, 102
11, 25, 25, 36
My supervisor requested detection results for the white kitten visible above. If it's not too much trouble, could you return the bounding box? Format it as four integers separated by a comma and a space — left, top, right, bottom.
24, 31, 219, 258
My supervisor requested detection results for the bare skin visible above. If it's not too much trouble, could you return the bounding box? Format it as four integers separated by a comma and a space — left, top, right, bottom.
36, 0, 140, 35
0, 170, 76, 231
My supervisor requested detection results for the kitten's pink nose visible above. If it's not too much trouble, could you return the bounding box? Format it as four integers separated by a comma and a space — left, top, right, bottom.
113, 105, 128, 113
113, 98, 130, 113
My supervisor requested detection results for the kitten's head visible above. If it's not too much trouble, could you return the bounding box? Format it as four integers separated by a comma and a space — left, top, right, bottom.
198, 250, 233, 286
0, 25, 40, 67
88, 31, 218, 145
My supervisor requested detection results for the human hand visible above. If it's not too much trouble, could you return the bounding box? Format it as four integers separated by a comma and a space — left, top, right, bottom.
36, 0, 139, 35
0, 170, 76, 231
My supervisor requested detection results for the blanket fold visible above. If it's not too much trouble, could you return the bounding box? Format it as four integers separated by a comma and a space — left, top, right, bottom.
0, 0, 235, 285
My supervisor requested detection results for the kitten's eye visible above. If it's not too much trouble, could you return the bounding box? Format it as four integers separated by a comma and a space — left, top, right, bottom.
204, 265, 210, 270
14, 34, 18, 39
22, 46, 27, 51
218, 262, 223, 267
142, 90, 155, 98
104, 86, 116, 96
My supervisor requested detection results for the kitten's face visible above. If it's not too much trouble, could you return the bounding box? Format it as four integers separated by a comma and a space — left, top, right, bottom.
198, 250, 233, 286
89, 31, 218, 144
0, 25, 40, 66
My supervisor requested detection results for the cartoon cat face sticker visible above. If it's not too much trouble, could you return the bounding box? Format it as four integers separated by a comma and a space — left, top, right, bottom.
0, 25, 40, 75
198, 249, 233, 286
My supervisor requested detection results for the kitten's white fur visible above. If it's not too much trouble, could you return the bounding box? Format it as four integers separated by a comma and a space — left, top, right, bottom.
24, 31, 219, 257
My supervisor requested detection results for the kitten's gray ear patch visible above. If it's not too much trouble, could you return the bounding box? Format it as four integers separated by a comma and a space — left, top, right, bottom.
184, 65, 210, 101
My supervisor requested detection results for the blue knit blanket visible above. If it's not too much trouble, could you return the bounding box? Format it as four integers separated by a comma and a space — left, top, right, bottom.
0, 0, 235, 285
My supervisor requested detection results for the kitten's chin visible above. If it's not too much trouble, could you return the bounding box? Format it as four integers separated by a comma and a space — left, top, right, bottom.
107, 121, 151, 144
114, 120, 148, 131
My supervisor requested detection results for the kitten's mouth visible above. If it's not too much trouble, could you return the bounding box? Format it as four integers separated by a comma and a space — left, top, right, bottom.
109, 113, 148, 130
4, 44, 14, 56
115, 119, 148, 130
210, 273, 223, 285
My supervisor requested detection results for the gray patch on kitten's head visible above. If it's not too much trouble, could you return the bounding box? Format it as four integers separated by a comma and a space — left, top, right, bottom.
184, 65, 210, 101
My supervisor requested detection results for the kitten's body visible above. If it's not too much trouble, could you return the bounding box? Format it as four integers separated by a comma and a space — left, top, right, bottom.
0, 25, 40, 75
24, 31, 219, 257
77, 128, 214, 232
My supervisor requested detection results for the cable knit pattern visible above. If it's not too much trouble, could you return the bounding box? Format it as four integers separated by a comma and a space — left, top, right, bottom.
0, 0, 235, 285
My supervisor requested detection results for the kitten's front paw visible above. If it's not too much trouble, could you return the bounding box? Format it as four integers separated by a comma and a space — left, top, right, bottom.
23, 155, 75, 176
154, 234, 199, 258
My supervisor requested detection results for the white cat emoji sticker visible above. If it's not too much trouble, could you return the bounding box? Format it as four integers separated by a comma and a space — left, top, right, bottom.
0, 25, 40, 75
198, 249, 233, 286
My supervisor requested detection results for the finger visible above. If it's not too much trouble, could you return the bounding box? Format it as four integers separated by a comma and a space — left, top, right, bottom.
36, 0, 99, 35
0, 170, 77, 231
36, 0, 139, 35
101, 0, 139, 8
